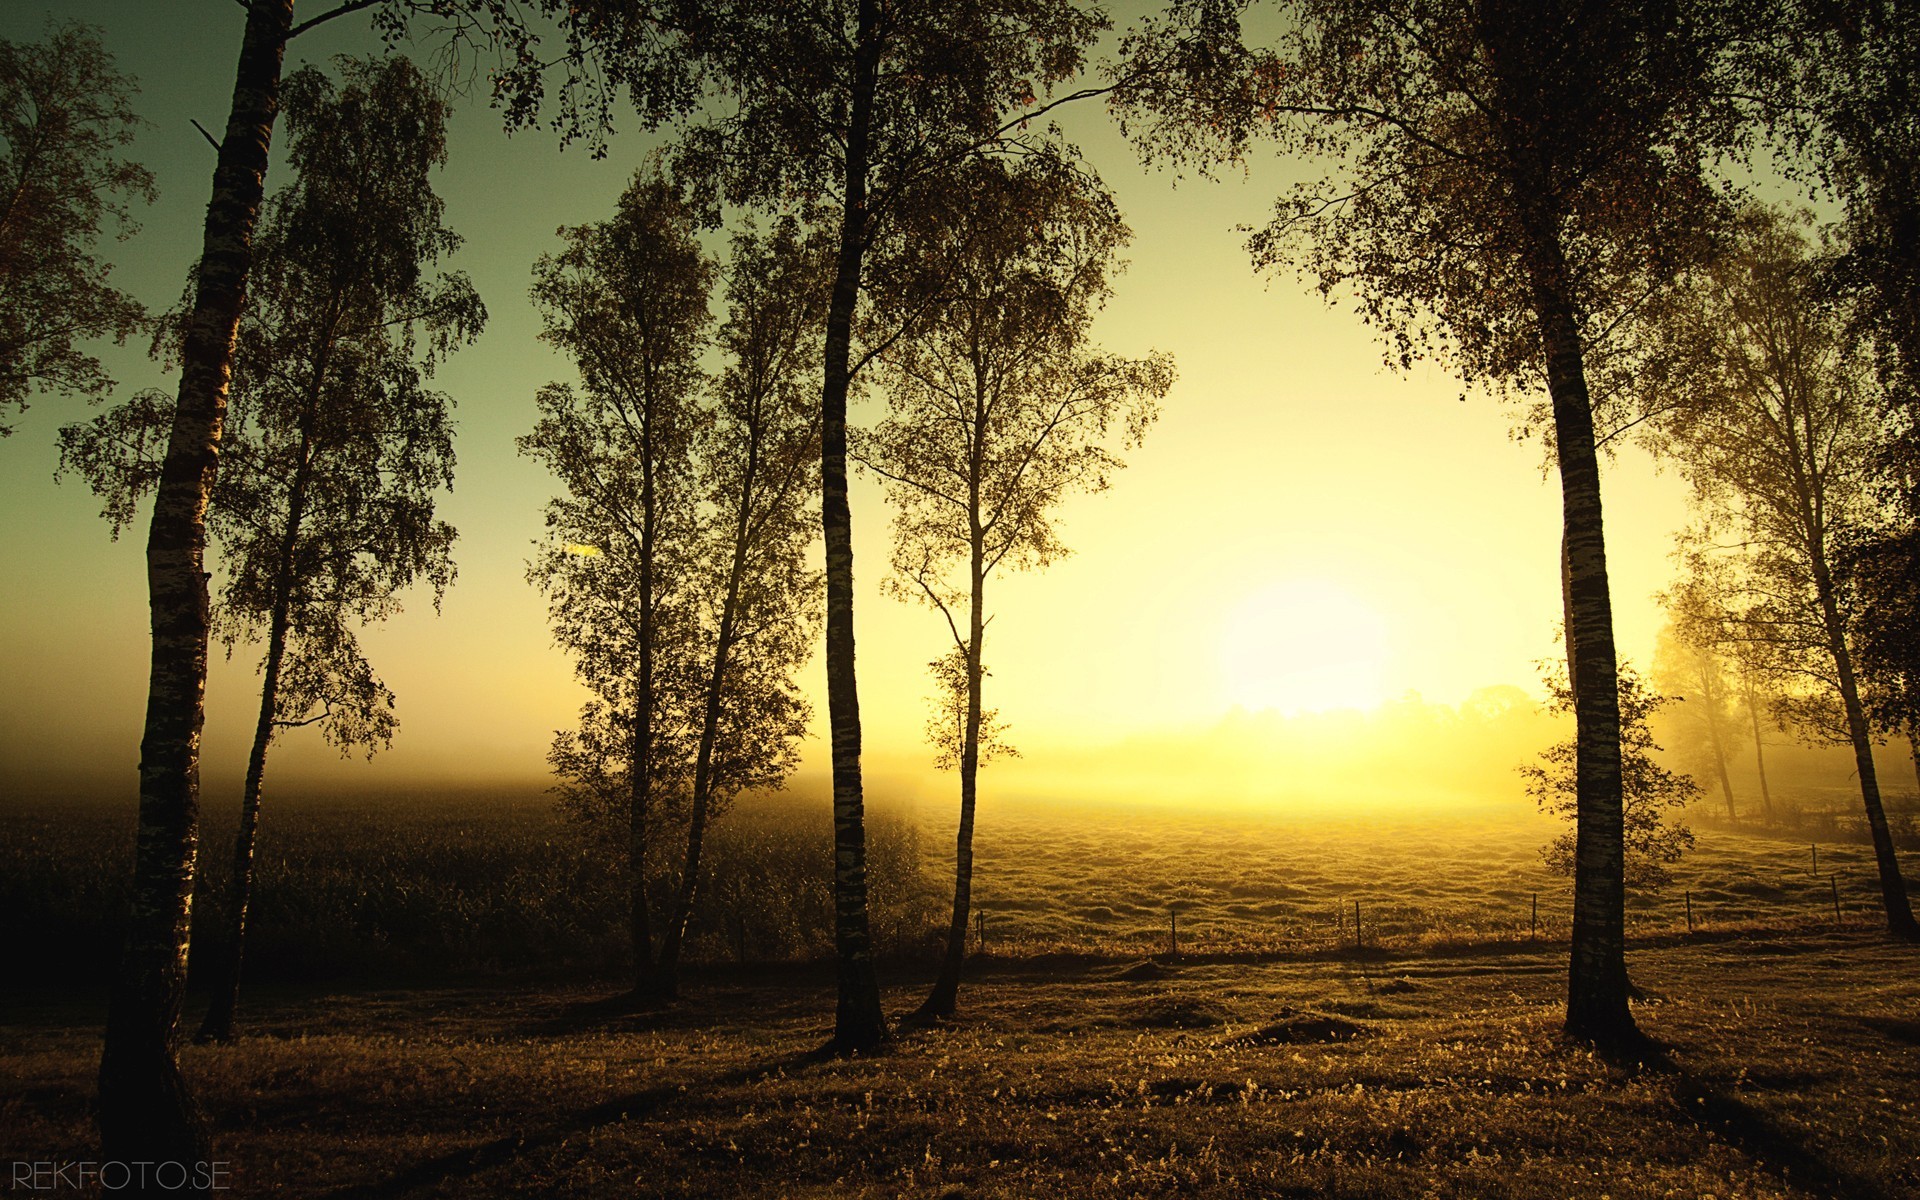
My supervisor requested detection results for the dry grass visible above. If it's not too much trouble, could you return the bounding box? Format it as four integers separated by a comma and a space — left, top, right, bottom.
6, 793, 1918, 1197
5, 933, 1917, 1198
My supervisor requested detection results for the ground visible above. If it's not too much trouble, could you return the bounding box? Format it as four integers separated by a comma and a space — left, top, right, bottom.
5, 931, 1917, 1199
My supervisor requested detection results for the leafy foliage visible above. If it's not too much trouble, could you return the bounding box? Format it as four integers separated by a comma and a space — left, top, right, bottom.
1524, 665, 1698, 890
521, 177, 821, 936
61, 55, 477, 754
1633, 209, 1884, 746
0, 18, 153, 434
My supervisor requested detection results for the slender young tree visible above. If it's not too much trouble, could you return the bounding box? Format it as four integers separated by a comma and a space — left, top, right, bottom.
1640, 207, 1920, 937
0, 18, 153, 437
1114, 0, 1749, 1048
61, 56, 478, 1046
653, 220, 826, 996
523, 170, 714, 998
858, 153, 1168, 1019
556, 0, 1112, 1050
97, 1, 638, 1167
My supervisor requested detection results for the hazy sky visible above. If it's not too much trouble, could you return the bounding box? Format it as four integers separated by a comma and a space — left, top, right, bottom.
0, 1, 1721, 806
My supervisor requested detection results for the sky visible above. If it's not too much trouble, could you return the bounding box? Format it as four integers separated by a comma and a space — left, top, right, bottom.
0, 1, 1748, 810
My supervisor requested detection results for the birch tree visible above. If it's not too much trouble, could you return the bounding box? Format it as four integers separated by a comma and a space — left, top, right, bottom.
1641, 207, 1919, 937
96, 1, 658, 1166
859, 153, 1168, 1019
1114, 0, 1750, 1048
61, 55, 478, 1046
653, 220, 826, 997
561, 0, 1112, 1049
522, 170, 713, 999
1654, 600, 1742, 822
0, 18, 153, 437
1525, 664, 1698, 890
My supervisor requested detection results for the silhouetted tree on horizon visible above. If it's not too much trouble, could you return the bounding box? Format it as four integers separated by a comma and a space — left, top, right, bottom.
0, 18, 153, 438
858, 151, 1168, 1020
653, 218, 826, 997
1655, 593, 1743, 822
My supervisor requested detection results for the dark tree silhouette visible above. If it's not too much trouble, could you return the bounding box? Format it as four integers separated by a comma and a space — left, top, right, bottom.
1844, 531, 1920, 790
62, 56, 480, 1046
1114, 0, 1749, 1048
1639, 207, 1920, 937
97, 1, 662, 1172
1767, 2, 1920, 442
0, 18, 153, 436
523, 170, 714, 999
525, 187, 823, 1002
654, 220, 825, 997
858, 153, 1168, 1020
563, 0, 1113, 1050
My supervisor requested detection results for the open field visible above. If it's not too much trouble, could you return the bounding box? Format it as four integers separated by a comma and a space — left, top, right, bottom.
4, 791, 1913, 983
5, 932, 1918, 1198
5, 792, 1919, 1196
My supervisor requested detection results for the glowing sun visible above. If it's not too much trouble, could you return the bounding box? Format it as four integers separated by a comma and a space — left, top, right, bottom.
1219, 578, 1392, 715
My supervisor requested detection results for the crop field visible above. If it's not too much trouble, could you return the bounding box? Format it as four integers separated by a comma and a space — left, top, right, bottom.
5, 791, 1918, 1198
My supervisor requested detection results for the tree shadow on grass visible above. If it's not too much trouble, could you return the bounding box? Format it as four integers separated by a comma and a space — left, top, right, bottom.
1663, 1068, 1901, 1200
317, 1045, 831, 1200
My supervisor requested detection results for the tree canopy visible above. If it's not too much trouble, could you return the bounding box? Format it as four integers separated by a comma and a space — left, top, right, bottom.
0, 18, 153, 436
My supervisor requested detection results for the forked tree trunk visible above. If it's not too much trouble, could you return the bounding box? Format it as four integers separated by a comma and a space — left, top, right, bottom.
1810, 550, 1919, 938
197, 440, 313, 1045
98, 0, 292, 1176
1534, 264, 1636, 1047
821, 0, 888, 1053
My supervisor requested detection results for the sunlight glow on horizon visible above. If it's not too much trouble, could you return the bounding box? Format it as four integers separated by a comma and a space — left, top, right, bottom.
1217, 578, 1392, 717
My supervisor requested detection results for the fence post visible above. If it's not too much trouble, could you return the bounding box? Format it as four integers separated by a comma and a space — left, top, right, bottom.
1685, 890, 1694, 934
977, 908, 986, 954
1531, 892, 1538, 941
1169, 906, 1179, 958
1830, 875, 1842, 926
1811, 843, 1819, 875
1353, 899, 1362, 949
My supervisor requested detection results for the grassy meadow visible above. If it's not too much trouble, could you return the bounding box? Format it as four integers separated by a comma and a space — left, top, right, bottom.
4, 789, 1919, 1197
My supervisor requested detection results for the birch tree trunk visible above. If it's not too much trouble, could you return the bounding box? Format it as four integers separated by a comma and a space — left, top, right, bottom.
656, 431, 760, 996
1810, 549, 1919, 937
97, 0, 292, 1174
822, 0, 888, 1052
196, 437, 313, 1045
1532, 247, 1635, 1046
919, 520, 987, 1020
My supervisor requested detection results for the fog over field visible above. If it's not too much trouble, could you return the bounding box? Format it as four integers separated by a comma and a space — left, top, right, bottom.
5, 0, 1920, 1196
